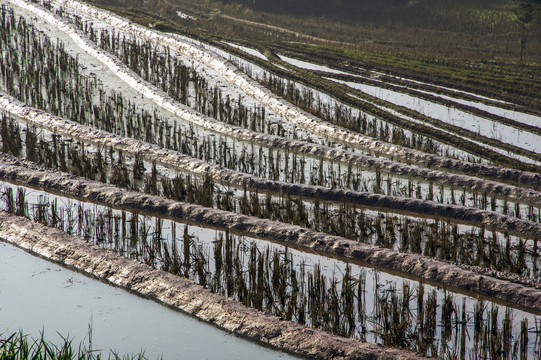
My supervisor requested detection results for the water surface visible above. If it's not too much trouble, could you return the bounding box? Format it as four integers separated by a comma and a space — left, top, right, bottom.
0, 242, 297, 360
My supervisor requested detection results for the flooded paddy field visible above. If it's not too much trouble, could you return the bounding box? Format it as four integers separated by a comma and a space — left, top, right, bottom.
1, 0, 541, 358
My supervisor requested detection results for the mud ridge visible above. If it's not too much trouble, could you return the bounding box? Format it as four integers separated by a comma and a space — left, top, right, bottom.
52, 0, 541, 188
1, 163, 541, 313
0, 212, 422, 360
0, 107, 540, 239
3, 89, 541, 211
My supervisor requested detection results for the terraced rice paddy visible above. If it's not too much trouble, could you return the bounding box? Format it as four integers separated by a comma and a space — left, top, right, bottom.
1, 0, 541, 358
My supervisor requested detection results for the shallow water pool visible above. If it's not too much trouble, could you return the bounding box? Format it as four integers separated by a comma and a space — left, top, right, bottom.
0, 242, 297, 360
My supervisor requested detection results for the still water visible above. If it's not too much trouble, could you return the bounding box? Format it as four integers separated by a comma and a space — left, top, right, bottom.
0, 242, 297, 360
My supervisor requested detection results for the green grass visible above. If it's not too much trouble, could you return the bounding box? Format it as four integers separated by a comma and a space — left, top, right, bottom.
0, 331, 151, 360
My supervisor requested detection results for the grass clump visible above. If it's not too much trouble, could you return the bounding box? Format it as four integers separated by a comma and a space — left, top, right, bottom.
0, 331, 150, 360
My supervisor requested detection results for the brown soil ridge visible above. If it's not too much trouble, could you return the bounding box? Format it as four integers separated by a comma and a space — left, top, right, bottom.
2, 94, 541, 238
0, 212, 422, 360
0, 152, 540, 240
1, 163, 541, 314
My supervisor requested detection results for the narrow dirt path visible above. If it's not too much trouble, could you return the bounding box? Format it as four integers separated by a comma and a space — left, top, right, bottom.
216, 14, 354, 46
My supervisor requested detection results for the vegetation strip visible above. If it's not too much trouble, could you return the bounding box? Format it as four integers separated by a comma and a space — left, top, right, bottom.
3, 91, 541, 211
0, 212, 422, 360
337, 80, 541, 162
0, 331, 150, 360
46, 0, 541, 188
318, 66, 537, 116
1, 163, 541, 314
271, 53, 541, 164
216, 14, 352, 47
